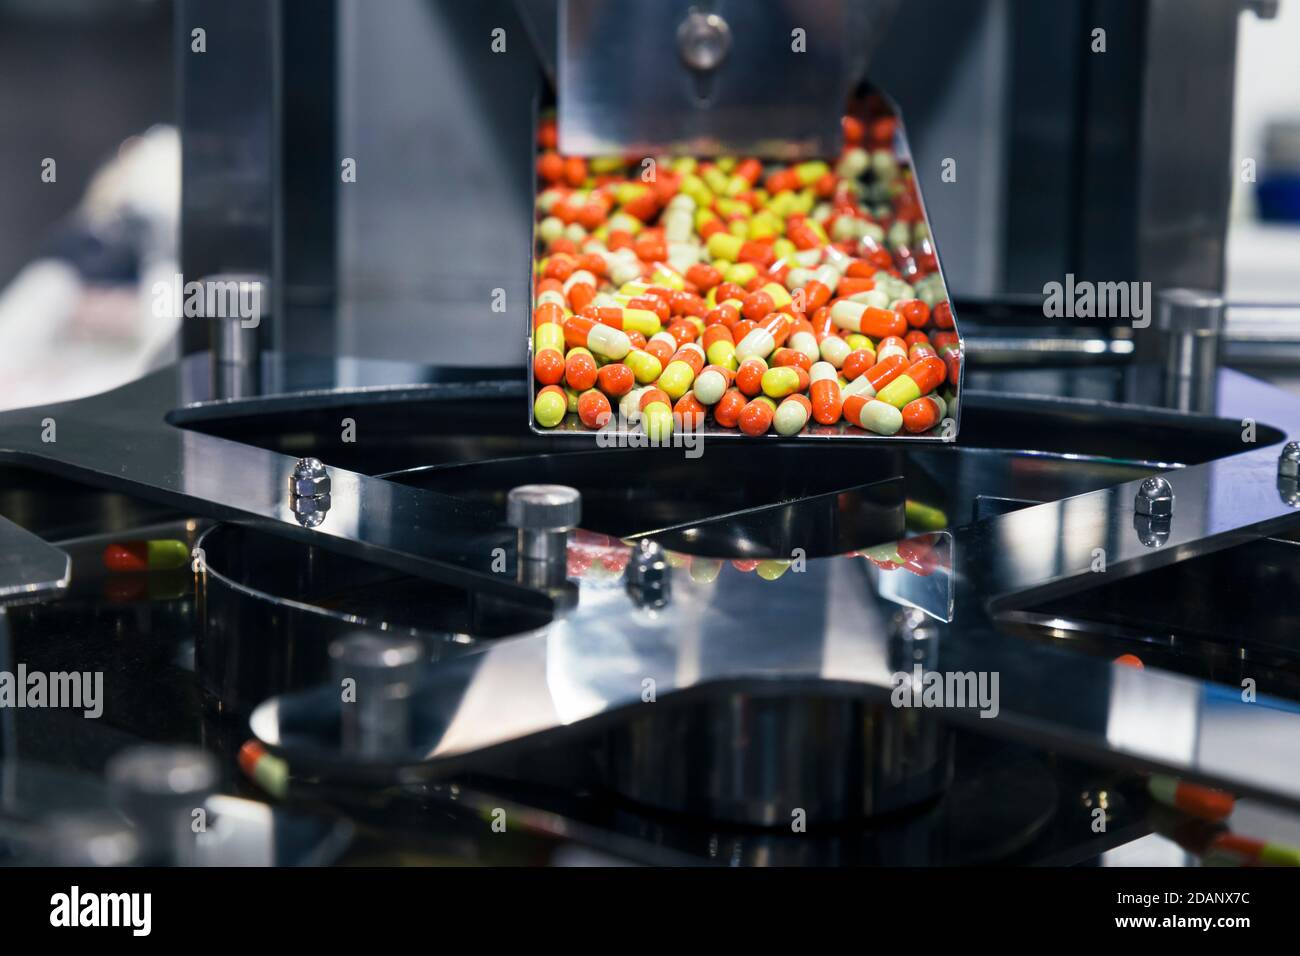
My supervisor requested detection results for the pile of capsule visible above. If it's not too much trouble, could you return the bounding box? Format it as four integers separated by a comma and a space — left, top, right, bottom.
532, 101, 960, 438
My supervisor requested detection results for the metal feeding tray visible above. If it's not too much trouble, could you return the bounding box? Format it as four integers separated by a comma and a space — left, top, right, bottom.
527, 89, 964, 442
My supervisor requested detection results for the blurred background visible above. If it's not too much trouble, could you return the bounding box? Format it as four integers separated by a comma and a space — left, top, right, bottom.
2, 0, 1299, 409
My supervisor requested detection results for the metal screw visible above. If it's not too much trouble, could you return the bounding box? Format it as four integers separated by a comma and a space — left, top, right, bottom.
106, 745, 218, 865
330, 633, 424, 758
290, 457, 331, 498
1279, 442, 1300, 479
677, 10, 731, 71
1135, 476, 1174, 517
508, 485, 581, 588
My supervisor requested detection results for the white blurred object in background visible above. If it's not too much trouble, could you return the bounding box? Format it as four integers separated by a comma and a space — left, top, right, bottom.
0, 124, 179, 410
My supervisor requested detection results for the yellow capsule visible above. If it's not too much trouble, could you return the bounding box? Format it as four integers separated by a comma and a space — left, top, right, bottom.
760, 366, 801, 399
706, 339, 737, 369
642, 402, 674, 441
657, 360, 696, 400
724, 262, 758, 287
757, 560, 791, 581
626, 350, 663, 384
535, 323, 565, 353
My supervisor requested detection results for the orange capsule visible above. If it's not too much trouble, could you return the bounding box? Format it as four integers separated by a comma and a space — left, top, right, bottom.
638, 387, 671, 412
542, 253, 577, 282
787, 219, 821, 250
533, 348, 565, 386
860, 305, 907, 339
705, 303, 740, 328
801, 279, 833, 313
771, 347, 812, 372
1113, 654, 1144, 669
577, 252, 607, 277
844, 258, 877, 279
714, 388, 746, 428
671, 343, 706, 374
644, 335, 676, 365
834, 277, 877, 298
842, 115, 865, 145
686, 263, 723, 291
897, 298, 930, 328
563, 155, 587, 187
901, 395, 943, 433
702, 324, 734, 349
841, 349, 877, 381
577, 390, 612, 429
738, 397, 776, 436
596, 362, 634, 398
669, 290, 708, 318
938, 341, 962, 387
538, 151, 565, 183
665, 320, 697, 347
673, 392, 707, 429
934, 300, 954, 329
741, 289, 776, 322
565, 350, 598, 391
735, 358, 767, 397
627, 295, 670, 324
808, 363, 843, 425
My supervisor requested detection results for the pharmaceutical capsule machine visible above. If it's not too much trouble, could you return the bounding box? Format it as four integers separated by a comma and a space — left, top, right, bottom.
3, 0, 1300, 867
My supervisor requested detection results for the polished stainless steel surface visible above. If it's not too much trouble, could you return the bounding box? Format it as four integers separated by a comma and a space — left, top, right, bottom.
0, 359, 548, 611
0, 514, 70, 602
245, 366, 1300, 814
558, 0, 861, 158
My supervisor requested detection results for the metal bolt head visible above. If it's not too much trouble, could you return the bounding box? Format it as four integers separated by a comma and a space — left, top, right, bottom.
291, 492, 331, 527
1135, 476, 1174, 517
507, 484, 581, 531
1279, 441, 1300, 479
677, 11, 731, 71
290, 456, 331, 497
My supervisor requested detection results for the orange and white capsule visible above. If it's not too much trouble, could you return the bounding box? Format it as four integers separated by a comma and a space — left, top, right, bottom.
773, 394, 811, 436
875, 335, 908, 365
842, 353, 908, 400
563, 269, 598, 312
734, 312, 792, 363
809, 362, 843, 425
841, 394, 903, 435
1148, 775, 1235, 823
901, 394, 945, 433
563, 315, 631, 360
830, 300, 908, 339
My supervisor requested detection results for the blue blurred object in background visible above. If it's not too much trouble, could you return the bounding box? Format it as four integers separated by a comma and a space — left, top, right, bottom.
1258, 121, 1300, 223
